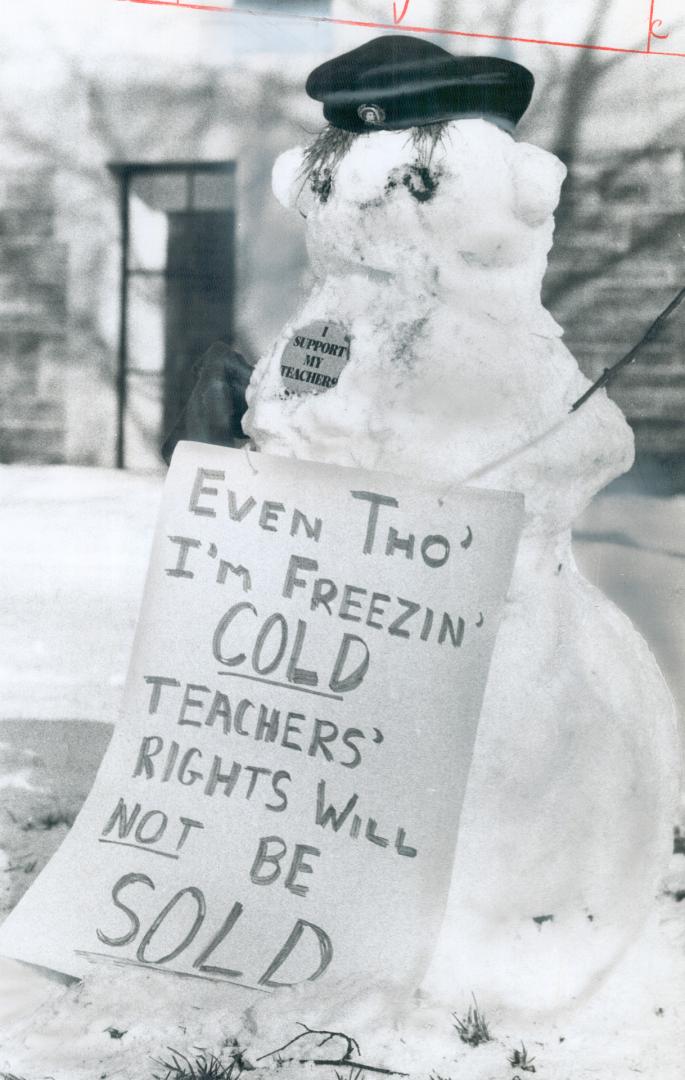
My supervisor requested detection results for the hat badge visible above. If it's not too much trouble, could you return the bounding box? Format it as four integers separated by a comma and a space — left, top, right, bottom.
357, 103, 386, 126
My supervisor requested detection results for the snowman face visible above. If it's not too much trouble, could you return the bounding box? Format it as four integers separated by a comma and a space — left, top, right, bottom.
273, 120, 567, 291
254, 122, 633, 531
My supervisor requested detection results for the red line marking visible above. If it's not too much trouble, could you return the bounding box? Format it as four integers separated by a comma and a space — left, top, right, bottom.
647, 0, 657, 51
118, 0, 230, 10
116, 0, 685, 58
393, 1, 412, 25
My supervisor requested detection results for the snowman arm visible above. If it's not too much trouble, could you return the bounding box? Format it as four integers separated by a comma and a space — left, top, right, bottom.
570, 285, 685, 412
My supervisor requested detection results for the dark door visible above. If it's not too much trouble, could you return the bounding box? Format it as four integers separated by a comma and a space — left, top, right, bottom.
163, 209, 235, 439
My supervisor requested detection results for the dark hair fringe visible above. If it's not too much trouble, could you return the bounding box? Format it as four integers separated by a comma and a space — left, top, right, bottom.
299, 120, 451, 202
409, 121, 450, 168
298, 124, 358, 202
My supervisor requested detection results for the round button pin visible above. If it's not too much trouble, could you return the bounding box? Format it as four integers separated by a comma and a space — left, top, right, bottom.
279, 321, 351, 396
357, 103, 386, 126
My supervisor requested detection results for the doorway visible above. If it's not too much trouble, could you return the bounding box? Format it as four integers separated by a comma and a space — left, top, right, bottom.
109, 161, 236, 469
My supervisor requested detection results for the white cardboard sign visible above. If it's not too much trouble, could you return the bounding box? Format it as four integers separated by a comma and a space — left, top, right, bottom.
0, 444, 523, 994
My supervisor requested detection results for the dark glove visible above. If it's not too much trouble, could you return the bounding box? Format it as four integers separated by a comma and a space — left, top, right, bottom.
161, 343, 252, 465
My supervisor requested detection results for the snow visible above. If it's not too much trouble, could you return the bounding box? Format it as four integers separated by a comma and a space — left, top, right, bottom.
1, 465, 683, 742
244, 118, 681, 1011
0, 466, 683, 1076
0, 465, 161, 721
1, 860, 684, 1078
0, 116, 683, 1074
245, 121, 632, 533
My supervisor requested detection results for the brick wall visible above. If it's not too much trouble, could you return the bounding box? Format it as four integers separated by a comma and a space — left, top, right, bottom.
0, 169, 68, 464
545, 148, 685, 458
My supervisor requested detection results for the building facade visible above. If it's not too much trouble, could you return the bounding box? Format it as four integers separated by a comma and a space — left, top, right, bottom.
1, 2, 683, 482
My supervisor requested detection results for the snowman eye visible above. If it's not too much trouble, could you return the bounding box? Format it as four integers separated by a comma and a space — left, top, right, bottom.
310, 169, 334, 203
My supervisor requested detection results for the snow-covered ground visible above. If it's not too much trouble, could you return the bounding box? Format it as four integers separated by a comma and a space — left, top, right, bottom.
0, 466, 161, 722
1, 846, 684, 1080
0, 464, 683, 1079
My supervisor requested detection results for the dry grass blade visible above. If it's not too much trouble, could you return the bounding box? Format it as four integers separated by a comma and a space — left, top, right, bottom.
452, 996, 491, 1047
508, 1042, 536, 1072
152, 1046, 244, 1080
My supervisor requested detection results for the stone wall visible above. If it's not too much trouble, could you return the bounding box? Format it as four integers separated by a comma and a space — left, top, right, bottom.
0, 169, 68, 464
545, 148, 685, 460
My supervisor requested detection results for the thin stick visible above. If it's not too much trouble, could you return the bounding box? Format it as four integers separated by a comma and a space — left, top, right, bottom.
257, 1023, 407, 1076
256, 1023, 360, 1063
310, 1058, 409, 1076
570, 285, 685, 412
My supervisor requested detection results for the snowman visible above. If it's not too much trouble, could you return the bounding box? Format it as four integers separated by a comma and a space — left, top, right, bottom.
243, 35, 680, 1011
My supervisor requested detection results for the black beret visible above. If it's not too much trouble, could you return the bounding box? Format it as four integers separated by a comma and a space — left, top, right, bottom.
306, 34, 534, 134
